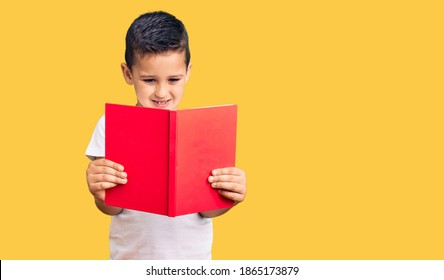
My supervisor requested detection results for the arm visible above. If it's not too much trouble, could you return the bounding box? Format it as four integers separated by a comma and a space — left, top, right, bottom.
86, 157, 127, 215
200, 167, 247, 218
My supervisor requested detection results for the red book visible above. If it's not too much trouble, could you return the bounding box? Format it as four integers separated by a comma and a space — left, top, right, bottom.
104, 103, 237, 217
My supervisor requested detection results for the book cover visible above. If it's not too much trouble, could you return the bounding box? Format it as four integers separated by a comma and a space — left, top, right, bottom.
104, 103, 237, 217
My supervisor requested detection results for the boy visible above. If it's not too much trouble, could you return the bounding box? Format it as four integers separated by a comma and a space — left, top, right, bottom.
85, 11, 246, 259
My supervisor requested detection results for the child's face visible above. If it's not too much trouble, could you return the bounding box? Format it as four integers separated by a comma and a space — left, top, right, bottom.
121, 51, 191, 110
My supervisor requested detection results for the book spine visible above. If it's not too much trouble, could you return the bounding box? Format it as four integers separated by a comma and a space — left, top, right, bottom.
167, 110, 178, 217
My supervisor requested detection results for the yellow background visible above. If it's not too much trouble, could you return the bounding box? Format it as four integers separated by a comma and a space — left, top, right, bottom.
0, 0, 443, 259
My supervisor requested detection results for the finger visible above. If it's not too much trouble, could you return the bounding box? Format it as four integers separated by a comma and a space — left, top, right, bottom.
211, 167, 243, 176
88, 173, 128, 185
87, 165, 127, 181
208, 174, 239, 183
90, 182, 118, 192
217, 189, 246, 203
97, 166, 127, 179
211, 181, 242, 193
93, 158, 125, 172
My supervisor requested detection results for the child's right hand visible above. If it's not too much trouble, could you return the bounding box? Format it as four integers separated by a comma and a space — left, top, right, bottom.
86, 158, 127, 202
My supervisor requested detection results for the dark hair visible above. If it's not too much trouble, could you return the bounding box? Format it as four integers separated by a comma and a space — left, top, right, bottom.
124, 11, 190, 69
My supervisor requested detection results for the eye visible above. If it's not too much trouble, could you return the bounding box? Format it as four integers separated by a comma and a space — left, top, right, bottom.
143, 79, 156, 84
168, 78, 181, 83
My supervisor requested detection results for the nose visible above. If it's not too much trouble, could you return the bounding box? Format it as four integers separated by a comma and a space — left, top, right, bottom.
155, 84, 169, 99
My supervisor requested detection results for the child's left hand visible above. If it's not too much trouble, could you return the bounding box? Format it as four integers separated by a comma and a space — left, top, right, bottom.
208, 167, 247, 204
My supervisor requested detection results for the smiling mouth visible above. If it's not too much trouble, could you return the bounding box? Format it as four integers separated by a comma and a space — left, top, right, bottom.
152, 99, 171, 107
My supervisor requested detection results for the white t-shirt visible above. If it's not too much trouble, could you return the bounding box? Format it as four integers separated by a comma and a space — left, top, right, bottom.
86, 115, 213, 260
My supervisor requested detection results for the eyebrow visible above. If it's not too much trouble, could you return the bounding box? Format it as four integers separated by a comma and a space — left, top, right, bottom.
139, 74, 185, 78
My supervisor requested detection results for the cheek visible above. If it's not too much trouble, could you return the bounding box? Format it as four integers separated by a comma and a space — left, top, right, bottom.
134, 84, 152, 97
173, 92, 184, 102
172, 86, 185, 98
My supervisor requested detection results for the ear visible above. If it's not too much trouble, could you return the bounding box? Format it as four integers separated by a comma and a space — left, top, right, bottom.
121, 63, 134, 85
185, 62, 192, 83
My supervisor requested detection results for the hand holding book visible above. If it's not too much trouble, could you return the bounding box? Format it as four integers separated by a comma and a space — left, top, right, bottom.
208, 167, 247, 204
86, 158, 127, 215
86, 158, 127, 201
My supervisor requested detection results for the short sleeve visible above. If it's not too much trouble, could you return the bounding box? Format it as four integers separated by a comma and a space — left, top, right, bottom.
85, 115, 105, 160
